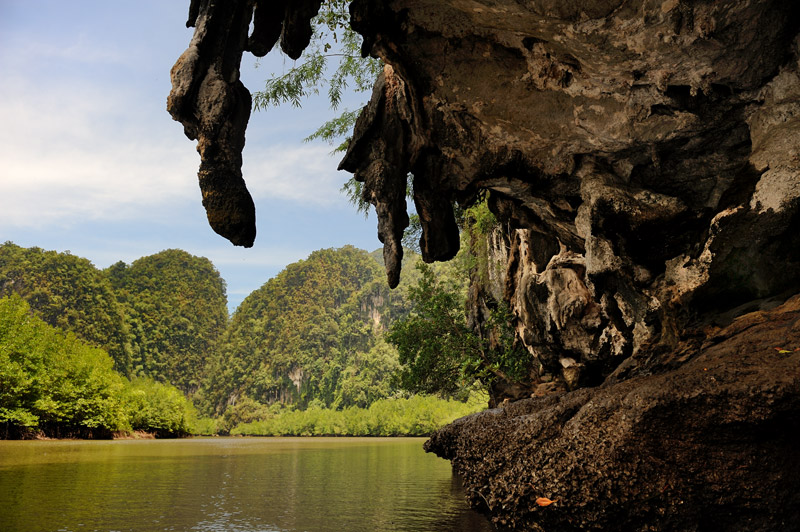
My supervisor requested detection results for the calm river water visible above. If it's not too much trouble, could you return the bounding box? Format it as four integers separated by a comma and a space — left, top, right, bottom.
0, 437, 494, 532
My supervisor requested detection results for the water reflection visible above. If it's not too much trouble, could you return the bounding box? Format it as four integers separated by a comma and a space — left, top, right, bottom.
0, 438, 494, 532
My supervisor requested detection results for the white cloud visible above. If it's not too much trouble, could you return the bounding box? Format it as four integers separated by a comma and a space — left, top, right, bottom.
11, 33, 127, 65
0, 71, 355, 231
0, 76, 199, 228
0, 29, 128, 72
243, 142, 352, 207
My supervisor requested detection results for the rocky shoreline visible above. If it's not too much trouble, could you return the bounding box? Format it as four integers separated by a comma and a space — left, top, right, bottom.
426, 295, 800, 531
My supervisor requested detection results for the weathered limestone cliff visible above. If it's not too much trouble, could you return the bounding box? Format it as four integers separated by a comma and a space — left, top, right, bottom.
169, 1, 800, 529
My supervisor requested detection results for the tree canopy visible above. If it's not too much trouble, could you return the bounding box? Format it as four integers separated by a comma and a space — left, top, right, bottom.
0, 242, 132, 375
0, 295, 195, 438
105, 249, 228, 394
387, 202, 532, 401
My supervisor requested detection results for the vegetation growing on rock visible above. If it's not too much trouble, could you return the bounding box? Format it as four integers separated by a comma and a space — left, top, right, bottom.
198, 245, 404, 415
105, 249, 228, 394
0, 241, 503, 438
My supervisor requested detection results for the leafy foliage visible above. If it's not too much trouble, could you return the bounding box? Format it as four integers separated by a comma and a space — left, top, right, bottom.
230, 393, 486, 437
388, 201, 531, 399
0, 295, 194, 438
388, 262, 481, 398
0, 235, 515, 438
335, 339, 400, 408
124, 377, 196, 437
252, 1, 382, 214
0, 242, 132, 375
253, 0, 381, 151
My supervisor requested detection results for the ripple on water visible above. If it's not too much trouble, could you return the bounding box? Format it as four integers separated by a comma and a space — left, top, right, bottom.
0, 438, 495, 532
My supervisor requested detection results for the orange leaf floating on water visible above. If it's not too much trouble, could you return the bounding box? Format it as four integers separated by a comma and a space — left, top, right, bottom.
536, 497, 557, 507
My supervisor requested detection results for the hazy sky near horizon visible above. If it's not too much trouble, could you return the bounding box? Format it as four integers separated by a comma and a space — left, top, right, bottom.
0, 1, 381, 311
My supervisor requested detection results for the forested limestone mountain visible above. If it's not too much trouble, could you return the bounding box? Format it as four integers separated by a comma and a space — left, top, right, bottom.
1, 242, 472, 421
200, 246, 411, 416
0, 242, 131, 374
105, 250, 228, 394
0, 243, 228, 394
0, 240, 488, 434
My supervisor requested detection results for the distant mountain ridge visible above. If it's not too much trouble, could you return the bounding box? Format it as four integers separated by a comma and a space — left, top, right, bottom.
0, 241, 430, 417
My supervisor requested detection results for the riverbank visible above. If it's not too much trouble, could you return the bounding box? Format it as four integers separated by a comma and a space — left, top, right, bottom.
2, 394, 487, 440
426, 296, 800, 531
4, 427, 161, 441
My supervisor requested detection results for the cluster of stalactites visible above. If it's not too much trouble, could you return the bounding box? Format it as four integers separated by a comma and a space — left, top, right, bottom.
170, 0, 462, 287
338, 65, 461, 288
186, 0, 323, 60
168, 0, 323, 248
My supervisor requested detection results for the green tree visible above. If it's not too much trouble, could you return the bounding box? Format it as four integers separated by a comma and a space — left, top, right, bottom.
253, 0, 381, 150
123, 377, 196, 437
334, 340, 400, 408
387, 262, 481, 398
0, 294, 200, 439
387, 202, 531, 400
0, 294, 129, 438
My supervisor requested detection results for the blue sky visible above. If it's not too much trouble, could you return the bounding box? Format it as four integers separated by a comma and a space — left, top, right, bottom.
0, 1, 380, 311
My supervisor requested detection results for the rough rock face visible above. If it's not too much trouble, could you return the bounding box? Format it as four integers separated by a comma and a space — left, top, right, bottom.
343, 0, 800, 387
168, 1, 800, 529
168, 0, 323, 247
425, 295, 800, 531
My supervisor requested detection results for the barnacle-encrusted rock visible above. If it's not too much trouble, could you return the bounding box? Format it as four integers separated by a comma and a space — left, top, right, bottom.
425, 295, 800, 531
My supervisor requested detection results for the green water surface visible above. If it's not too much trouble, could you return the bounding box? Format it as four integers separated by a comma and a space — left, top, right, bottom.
0, 437, 494, 532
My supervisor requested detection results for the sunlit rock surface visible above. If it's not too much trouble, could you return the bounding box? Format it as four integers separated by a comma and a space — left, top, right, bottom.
169, 1, 800, 529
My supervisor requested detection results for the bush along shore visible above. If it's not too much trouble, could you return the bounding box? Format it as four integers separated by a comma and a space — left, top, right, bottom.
0, 295, 196, 439
228, 393, 486, 437
1, 293, 485, 439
